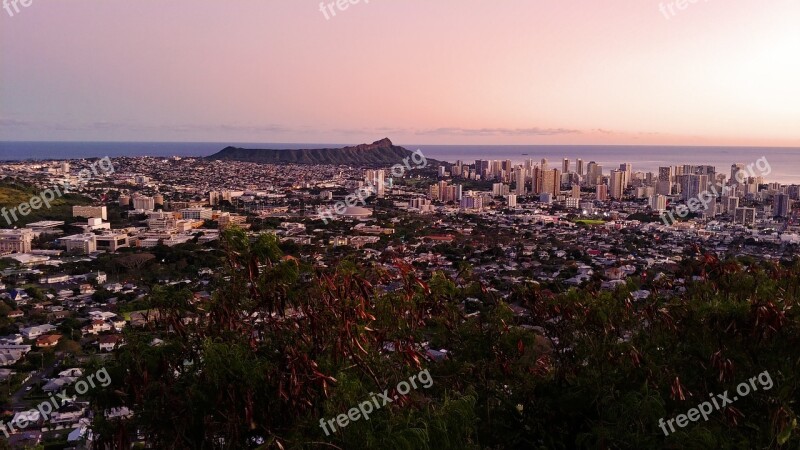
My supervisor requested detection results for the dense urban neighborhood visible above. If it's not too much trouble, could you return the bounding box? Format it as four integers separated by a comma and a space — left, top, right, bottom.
0, 152, 798, 448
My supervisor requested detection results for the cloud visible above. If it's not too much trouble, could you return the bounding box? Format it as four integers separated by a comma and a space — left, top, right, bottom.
0, 118, 31, 128
91, 121, 126, 130
332, 127, 412, 136
158, 124, 292, 133
415, 127, 581, 136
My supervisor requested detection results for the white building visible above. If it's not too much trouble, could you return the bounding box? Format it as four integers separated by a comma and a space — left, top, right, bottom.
179, 207, 213, 220
0, 229, 34, 253
365, 170, 386, 198
96, 232, 130, 252
61, 234, 97, 254
650, 195, 667, 213
132, 196, 156, 211
506, 194, 517, 208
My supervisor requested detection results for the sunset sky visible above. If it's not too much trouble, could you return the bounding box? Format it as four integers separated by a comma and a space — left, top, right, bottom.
1, 0, 799, 145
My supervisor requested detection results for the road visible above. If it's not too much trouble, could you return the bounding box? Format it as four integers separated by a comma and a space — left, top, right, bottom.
9, 359, 59, 407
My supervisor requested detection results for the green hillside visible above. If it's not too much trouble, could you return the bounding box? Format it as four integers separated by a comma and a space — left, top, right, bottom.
0, 181, 92, 226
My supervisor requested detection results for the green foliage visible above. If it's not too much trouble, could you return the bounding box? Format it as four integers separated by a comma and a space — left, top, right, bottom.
94, 236, 800, 449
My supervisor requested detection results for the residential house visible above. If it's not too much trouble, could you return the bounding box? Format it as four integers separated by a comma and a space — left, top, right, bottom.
82, 320, 111, 335
21, 324, 57, 340
36, 334, 62, 348
98, 335, 123, 352
51, 404, 86, 424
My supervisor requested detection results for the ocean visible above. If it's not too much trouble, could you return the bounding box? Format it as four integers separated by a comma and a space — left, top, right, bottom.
1, 141, 798, 184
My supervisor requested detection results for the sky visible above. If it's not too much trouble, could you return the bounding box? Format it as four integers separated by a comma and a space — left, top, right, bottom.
1, 0, 799, 146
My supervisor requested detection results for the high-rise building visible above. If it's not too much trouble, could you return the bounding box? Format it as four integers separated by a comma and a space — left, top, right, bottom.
365, 170, 386, 198
619, 163, 632, 187
438, 180, 448, 201
656, 180, 672, 196
594, 164, 603, 185
490, 160, 503, 180
731, 164, 746, 185
515, 166, 526, 195
576, 158, 584, 176
565, 197, 580, 209
571, 184, 581, 199
475, 160, 489, 179
586, 161, 601, 186
531, 166, 542, 194
650, 195, 667, 212
610, 170, 625, 199
775, 193, 791, 218
428, 184, 440, 201
562, 158, 570, 174
524, 159, 535, 175
636, 186, 655, 199
596, 184, 608, 201
505, 194, 517, 208
679, 175, 708, 200
460, 194, 483, 211
541, 169, 561, 196
726, 196, 740, 216
435, 183, 463, 203
659, 166, 673, 182
734, 207, 756, 226
697, 165, 716, 176
684, 175, 709, 202
432, 180, 461, 203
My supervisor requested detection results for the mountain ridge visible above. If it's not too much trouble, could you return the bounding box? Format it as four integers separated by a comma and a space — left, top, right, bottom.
206, 138, 439, 166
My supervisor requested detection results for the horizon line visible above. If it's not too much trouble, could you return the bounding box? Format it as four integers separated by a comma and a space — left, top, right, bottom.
2, 140, 800, 150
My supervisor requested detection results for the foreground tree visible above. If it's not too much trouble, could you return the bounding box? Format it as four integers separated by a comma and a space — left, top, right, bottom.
92, 229, 800, 449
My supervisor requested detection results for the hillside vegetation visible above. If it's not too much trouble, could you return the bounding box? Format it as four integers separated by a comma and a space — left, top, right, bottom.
92, 229, 800, 449
0, 181, 91, 226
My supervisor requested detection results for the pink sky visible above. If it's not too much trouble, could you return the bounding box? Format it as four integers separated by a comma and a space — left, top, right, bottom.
1, 0, 799, 145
